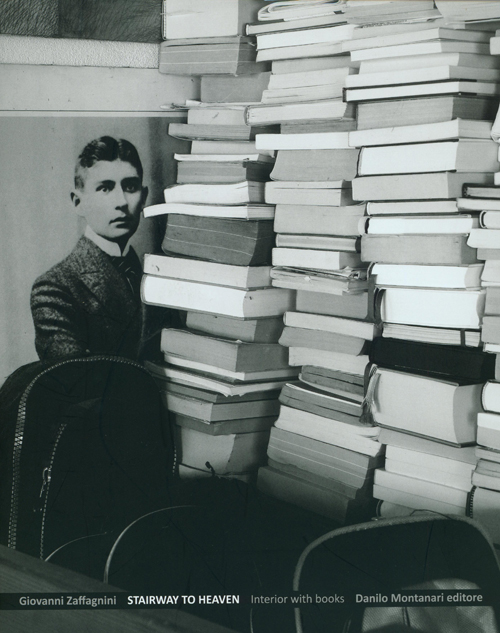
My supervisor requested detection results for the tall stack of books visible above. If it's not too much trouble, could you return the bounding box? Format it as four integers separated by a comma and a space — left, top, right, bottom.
239, 2, 384, 525
343, 6, 500, 518
142, 0, 299, 480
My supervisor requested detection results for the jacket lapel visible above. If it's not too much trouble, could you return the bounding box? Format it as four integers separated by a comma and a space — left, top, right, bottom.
71, 237, 140, 319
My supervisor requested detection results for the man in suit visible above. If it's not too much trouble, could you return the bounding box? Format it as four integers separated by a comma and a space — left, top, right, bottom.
31, 136, 158, 362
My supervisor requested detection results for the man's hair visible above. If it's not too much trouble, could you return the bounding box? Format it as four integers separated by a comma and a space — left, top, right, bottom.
74, 136, 143, 190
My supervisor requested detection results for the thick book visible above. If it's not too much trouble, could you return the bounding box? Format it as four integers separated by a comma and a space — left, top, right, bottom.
481, 316, 500, 344
256, 41, 344, 63
163, 391, 280, 423
186, 105, 248, 126
267, 427, 381, 488
247, 13, 348, 36
469, 229, 500, 249
360, 215, 479, 235
349, 119, 493, 148
266, 181, 353, 206
347, 66, 500, 89
190, 140, 263, 155
275, 235, 359, 252
274, 405, 381, 456
186, 312, 283, 344
144, 202, 275, 221
477, 412, 500, 451
358, 52, 500, 74
369, 337, 495, 382
279, 326, 368, 356
168, 122, 273, 142
380, 287, 485, 329
299, 366, 365, 401
480, 211, 500, 228
177, 426, 269, 478
373, 469, 468, 509
284, 311, 377, 340
482, 382, 500, 414
162, 215, 274, 266
356, 95, 498, 130
173, 412, 276, 437
141, 276, 294, 317
271, 268, 368, 296
176, 159, 273, 184
361, 235, 478, 266
270, 149, 360, 182
372, 368, 483, 444
261, 83, 345, 104
353, 172, 493, 201
160, 328, 289, 372
345, 80, 500, 103
381, 324, 481, 349
163, 381, 279, 405
200, 72, 272, 103
246, 99, 355, 125
164, 354, 298, 383
281, 119, 357, 134
378, 428, 477, 464
486, 287, 500, 314
373, 483, 465, 516
274, 204, 365, 236
257, 131, 350, 151
145, 361, 290, 397
435, 0, 500, 23
159, 38, 268, 76
143, 254, 272, 289
272, 248, 363, 272
164, 181, 266, 205
463, 184, 500, 200
367, 201, 460, 216
256, 24, 355, 50
266, 67, 354, 91
386, 449, 474, 491
357, 141, 499, 176
271, 55, 353, 75
350, 40, 491, 63
279, 382, 363, 420
296, 289, 373, 320
371, 263, 483, 289
257, 464, 376, 523
163, 0, 266, 40
288, 348, 370, 377
472, 460, 500, 491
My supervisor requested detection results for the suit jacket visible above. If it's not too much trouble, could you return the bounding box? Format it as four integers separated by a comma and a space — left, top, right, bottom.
31, 236, 144, 362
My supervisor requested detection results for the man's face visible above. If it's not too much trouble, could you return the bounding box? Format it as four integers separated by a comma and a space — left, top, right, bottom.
72, 159, 147, 243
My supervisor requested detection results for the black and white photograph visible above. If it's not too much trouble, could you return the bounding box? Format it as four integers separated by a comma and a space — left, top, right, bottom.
3, 1, 500, 632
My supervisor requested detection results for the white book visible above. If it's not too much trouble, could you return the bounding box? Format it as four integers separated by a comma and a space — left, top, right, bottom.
164, 354, 298, 382
288, 348, 369, 376
145, 361, 289, 397
469, 229, 500, 249
346, 65, 500, 88
143, 254, 272, 289
141, 276, 295, 318
373, 483, 465, 515
360, 215, 479, 235
349, 119, 493, 148
283, 311, 378, 339
385, 458, 473, 491
372, 263, 483, 290
350, 41, 491, 63
257, 131, 350, 151
275, 406, 381, 457
246, 99, 354, 125
163, 181, 265, 205
359, 52, 500, 73
144, 202, 274, 220
358, 141, 499, 176
367, 201, 459, 216
374, 469, 468, 508
272, 247, 363, 272
257, 24, 355, 50
345, 81, 500, 102
267, 67, 354, 90
380, 287, 486, 329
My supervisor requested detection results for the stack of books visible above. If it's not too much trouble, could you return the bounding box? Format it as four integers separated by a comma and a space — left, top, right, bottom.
242, 2, 385, 524
143, 3, 299, 480
344, 5, 500, 518
159, 0, 269, 76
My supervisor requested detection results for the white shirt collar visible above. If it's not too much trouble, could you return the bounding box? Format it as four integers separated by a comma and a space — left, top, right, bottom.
84, 226, 130, 257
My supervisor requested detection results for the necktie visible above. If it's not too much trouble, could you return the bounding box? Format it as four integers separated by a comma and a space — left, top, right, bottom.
109, 250, 142, 298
